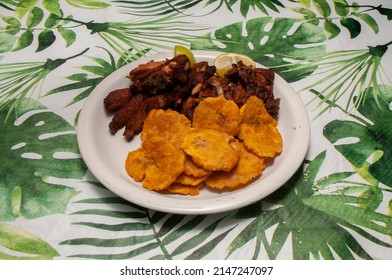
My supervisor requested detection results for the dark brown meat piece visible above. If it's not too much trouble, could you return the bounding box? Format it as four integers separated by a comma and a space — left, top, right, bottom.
222, 61, 280, 119
123, 90, 186, 141
104, 54, 281, 141
103, 88, 131, 111
108, 93, 144, 135
128, 54, 191, 95
181, 62, 220, 119
181, 76, 220, 120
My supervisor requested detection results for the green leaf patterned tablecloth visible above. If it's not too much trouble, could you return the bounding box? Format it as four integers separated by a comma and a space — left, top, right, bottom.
1, 0, 391, 260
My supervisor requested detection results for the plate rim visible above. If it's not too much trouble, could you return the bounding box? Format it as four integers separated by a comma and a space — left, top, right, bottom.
77, 50, 310, 215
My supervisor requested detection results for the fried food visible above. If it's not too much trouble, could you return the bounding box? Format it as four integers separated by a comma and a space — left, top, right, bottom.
141, 138, 185, 191
183, 155, 211, 177
125, 147, 150, 182
120, 53, 283, 196
238, 96, 282, 158
240, 95, 277, 126
238, 124, 282, 158
104, 88, 131, 111
192, 95, 241, 136
181, 128, 239, 172
205, 141, 265, 189
174, 173, 210, 186
166, 183, 200, 196
141, 109, 191, 147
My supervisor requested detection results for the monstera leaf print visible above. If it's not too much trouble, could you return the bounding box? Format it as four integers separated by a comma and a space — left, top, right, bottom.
0, 99, 87, 221
0, 223, 59, 259
229, 152, 392, 259
191, 17, 327, 82
323, 85, 392, 187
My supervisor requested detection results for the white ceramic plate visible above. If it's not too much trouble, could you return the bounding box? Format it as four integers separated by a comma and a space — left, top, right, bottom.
77, 51, 310, 215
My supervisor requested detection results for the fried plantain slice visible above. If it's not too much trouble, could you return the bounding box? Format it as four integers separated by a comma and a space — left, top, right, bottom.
238, 96, 282, 157
181, 128, 239, 172
238, 123, 282, 158
205, 141, 265, 189
183, 155, 211, 177
125, 147, 151, 182
141, 109, 191, 148
192, 95, 241, 136
240, 95, 277, 127
166, 183, 200, 196
142, 138, 185, 191
174, 172, 210, 186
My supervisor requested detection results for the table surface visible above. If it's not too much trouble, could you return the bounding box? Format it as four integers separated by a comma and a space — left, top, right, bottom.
1, 0, 392, 260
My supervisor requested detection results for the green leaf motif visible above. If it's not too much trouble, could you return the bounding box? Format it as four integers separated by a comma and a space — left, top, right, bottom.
57, 26, 76, 47
292, 7, 319, 25
42, 0, 62, 17
313, 0, 331, 17
26, 7, 44, 28
2, 16, 21, 35
324, 19, 340, 39
238, 0, 284, 17
352, 13, 379, 34
12, 30, 34, 51
36, 29, 56, 52
377, 7, 392, 20
340, 17, 361, 38
0, 223, 59, 259
44, 13, 61, 28
15, 0, 39, 19
191, 17, 327, 82
231, 151, 392, 259
60, 193, 229, 259
0, 99, 86, 221
0, 32, 17, 53
333, 0, 349, 16
46, 48, 146, 108
66, 0, 110, 9
323, 86, 392, 187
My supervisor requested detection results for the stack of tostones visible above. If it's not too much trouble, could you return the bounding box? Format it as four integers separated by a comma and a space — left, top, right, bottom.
125, 94, 282, 195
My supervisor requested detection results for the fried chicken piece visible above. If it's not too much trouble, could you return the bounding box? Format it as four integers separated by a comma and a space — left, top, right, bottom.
128, 54, 191, 95
103, 88, 131, 111
108, 93, 144, 135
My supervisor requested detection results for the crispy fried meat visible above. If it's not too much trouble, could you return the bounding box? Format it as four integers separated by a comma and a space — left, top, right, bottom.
103, 88, 131, 111
108, 93, 144, 135
104, 54, 280, 141
222, 61, 280, 119
180, 62, 220, 119
127, 54, 191, 95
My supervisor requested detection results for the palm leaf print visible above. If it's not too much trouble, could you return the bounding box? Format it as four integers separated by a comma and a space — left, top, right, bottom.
60, 14, 208, 57
0, 48, 88, 120
290, 42, 392, 117
59, 190, 232, 259
228, 152, 392, 259
46, 48, 150, 108
112, 0, 285, 17
112, 0, 206, 16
